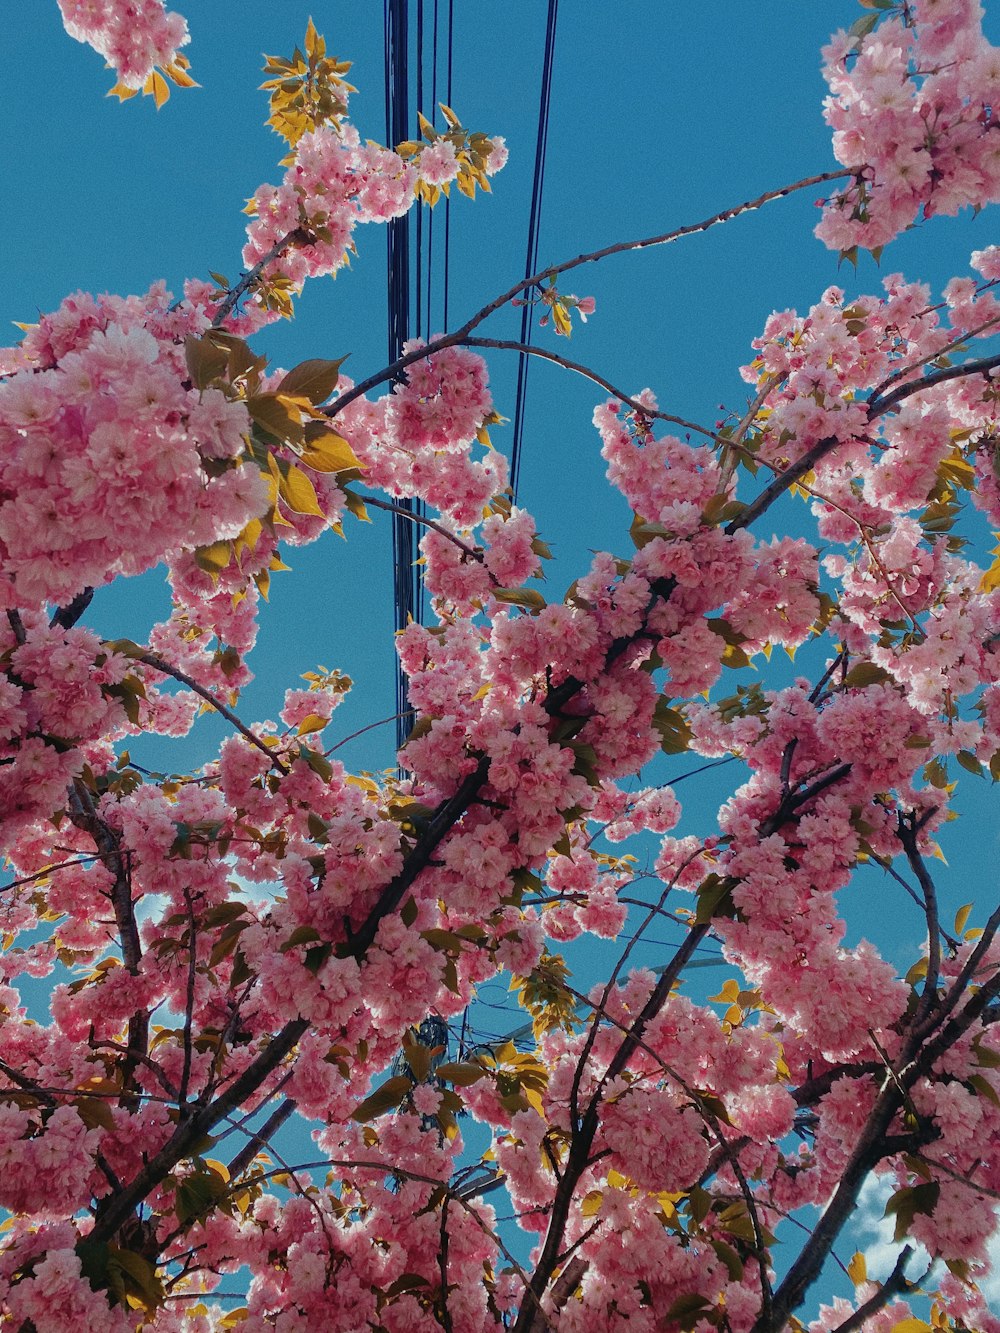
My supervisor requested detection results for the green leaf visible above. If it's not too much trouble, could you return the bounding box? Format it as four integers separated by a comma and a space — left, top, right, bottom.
493, 587, 546, 610
652, 699, 693, 755
695, 873, 738, 925
277, 356, 347, 406
665, 1293, 713, 1330
384, 1272, 431, 1300
352, 1074, 413, 1122
883, 1181, 940, 1243
107, 1246, 165, 1309
185, 334, 230, 389
956, 749, 984, 777
435, 1061, 486, 1087
849, 12, 880, 40
299, 744, 333, 782
843, 662, 892, 689
280, 924, 322, 952
968, 1073, 1000, 1107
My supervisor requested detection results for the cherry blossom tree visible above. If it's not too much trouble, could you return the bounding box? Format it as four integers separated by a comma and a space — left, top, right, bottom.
2, 1, 1000, 1329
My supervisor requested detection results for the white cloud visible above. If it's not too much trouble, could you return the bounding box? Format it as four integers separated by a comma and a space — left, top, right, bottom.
851, 1172, 1000, 1306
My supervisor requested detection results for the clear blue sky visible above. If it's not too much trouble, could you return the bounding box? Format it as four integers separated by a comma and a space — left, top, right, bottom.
4, 0, 1000, 1302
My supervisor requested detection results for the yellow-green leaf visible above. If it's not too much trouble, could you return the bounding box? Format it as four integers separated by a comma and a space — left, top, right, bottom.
296, 713, 329, 736
435, 1062, 486, 1087
300, 430, 362, 473
247, 394, 304, 444
279, 464, 324, 516
493, 587, 546, 610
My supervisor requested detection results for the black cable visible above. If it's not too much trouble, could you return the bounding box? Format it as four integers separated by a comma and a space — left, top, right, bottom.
441, 0, 454, 335
386, 0, 420, 753
509, 0, 559, 501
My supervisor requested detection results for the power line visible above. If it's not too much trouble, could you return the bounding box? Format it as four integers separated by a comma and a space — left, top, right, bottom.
509, 0, 559, 501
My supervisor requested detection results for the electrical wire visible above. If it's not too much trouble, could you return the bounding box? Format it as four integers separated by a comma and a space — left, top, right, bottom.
509, 0, 559, 500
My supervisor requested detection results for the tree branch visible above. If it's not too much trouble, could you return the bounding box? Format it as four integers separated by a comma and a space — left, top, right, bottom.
462, 338, 723, 441
868, 349, 1000, 418
829, 1247, 916, 1333
356, 491, 496, 576
330, 171, 853, 418
212, 228, 311, 328
137, 652, 289, 774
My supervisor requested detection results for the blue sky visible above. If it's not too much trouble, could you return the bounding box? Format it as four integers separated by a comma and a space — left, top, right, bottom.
4, 0, 1000, 1306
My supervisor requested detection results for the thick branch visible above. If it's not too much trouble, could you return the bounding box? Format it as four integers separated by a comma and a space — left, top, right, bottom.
49, 587, 94, 630
868, 349, 1000, 418
86, 1017, 308, 1245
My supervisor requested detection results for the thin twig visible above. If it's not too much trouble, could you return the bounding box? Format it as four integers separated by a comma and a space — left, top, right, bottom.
871, 307, 1000, 401
212, 228, 310, 327
137, 651, 289, 774
462, 337, 723, 441
869, 349, 1000, 418
896, 814, 942, 1028
357, 491, 496, 577
331, 171, 854, 418
226, 1095, 298, 1180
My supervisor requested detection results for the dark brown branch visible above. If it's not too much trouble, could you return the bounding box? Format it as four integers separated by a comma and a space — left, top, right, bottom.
212, 228, 310, 327
868, 349, 1000, 418
829, 1247, 916, 1333
896, 814, 941, 1029
226, 1096, 298, 1180
178, 891, 198, 1105
49, 587, 94, 630
918, 903, 1000, 1044
5, 609, 26, 646
754, 1077, 906, 1332
512, 923, 711, 1332
67, 780, 148, 1103
726, 433, 840, 534
729, 349, 1000, 537
870, 307, 1000, 401
86, 1016, 308, 1246
357, 491, 495, 575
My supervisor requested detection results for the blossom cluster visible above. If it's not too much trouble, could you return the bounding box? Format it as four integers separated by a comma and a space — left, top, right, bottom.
818, 0, 1000, 251
57, 0, 189, 89
0, 285, 264, 613
240, 128, 506, 332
